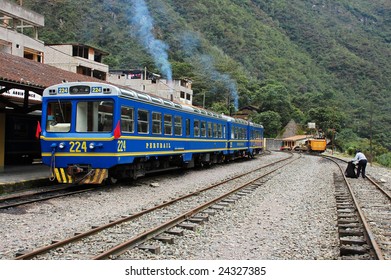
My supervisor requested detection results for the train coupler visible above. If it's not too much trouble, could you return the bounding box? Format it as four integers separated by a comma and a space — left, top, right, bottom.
54, 166, 108, 184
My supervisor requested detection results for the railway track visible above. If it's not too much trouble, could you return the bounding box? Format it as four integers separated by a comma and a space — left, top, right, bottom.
324, 156, 391, 260
15, 153, 300, 260
0, 155, 271, 210
0, 184, 97, 210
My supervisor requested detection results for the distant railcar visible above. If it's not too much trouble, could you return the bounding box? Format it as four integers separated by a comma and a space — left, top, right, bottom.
307, 138, 327, 153
39, 82, 264, 184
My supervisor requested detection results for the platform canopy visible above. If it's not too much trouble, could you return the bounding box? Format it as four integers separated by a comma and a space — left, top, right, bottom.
0, 52, 101, 113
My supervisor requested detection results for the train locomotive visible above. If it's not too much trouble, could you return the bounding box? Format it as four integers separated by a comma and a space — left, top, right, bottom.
39, 82, 264, 184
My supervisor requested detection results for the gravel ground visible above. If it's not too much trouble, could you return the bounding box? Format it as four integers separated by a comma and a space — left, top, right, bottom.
0, 152, 389, 260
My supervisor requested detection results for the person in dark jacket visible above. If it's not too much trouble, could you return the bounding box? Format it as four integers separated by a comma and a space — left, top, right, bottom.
352, 150, 368, 178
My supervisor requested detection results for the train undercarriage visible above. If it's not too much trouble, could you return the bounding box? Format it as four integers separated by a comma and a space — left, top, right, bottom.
56, 149, 262, 185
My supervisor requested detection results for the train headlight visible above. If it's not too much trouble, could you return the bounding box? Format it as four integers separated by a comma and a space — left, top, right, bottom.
59, 142, 65, 149
89, 143, 103, 150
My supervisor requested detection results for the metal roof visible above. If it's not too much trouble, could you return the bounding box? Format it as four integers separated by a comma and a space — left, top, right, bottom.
282, 135, 312, 141
0, 51, 102, 93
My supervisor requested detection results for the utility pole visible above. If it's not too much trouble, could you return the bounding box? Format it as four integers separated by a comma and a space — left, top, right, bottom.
369, 96, 373, 166
331, 129, 335, 155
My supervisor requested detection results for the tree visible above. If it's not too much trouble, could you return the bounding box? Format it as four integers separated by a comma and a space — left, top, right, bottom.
254, 82, 294, 125
251, 111, 282, 138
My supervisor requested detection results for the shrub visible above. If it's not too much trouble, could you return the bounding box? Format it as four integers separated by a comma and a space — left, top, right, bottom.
376, 153, 391, 168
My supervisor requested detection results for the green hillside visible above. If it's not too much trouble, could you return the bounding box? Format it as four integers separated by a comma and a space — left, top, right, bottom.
15, 0, 391, 164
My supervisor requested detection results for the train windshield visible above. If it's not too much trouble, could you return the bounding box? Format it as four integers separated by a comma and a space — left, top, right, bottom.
76, 100, 114, 132
46, 100, 114, 133
46, 101, 72, 132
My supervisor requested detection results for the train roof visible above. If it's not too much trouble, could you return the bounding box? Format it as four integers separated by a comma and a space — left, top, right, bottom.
43, 81, 263, 128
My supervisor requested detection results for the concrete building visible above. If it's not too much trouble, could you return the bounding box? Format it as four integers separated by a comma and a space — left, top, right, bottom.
0, 0, 44, 62
44, 43, 109, 81
232, 105, 259, 120
107, 69, 193, 105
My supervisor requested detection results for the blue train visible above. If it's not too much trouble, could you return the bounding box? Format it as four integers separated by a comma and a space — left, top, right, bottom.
39, 82, 264, 184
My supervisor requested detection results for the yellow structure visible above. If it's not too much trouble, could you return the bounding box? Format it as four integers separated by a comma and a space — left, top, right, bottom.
308, 139, 327, 153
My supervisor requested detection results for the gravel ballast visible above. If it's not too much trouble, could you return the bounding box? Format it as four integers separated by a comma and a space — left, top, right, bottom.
0, 152, 389, 260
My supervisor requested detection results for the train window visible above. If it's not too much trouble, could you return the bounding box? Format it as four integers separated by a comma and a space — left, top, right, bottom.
46, 101, 72, 132
213, 123, 218, 138
152, 112, 162, 134
201, 121, 206, 137
186, 118, 190, 137
223, 125, 226, 138
194, 120, 200, 137
207, 122, 212, 138
76, 100, 113, 132
121, 106, 134, 133
164, 114, 172, 135
138, 109, 149, 134
174, 116, 182, 136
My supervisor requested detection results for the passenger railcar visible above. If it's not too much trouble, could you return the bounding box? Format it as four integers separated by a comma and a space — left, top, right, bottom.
39, 82, 264, 184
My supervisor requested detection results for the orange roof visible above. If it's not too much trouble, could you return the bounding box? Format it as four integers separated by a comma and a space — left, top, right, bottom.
0, 52, 102, 92
282, 135, 312, 141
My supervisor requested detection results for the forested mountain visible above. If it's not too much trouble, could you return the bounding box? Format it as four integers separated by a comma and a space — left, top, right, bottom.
14, 0, 391, 163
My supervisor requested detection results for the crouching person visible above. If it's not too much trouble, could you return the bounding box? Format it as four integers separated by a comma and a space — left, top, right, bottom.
352, 150, 367, 178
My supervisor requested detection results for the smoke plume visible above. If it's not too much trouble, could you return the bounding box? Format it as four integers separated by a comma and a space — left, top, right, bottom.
130, 0, 172, 81
180, 32, 239, 110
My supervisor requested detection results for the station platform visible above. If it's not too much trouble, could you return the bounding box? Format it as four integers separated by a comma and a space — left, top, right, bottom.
0, 163, 52, 194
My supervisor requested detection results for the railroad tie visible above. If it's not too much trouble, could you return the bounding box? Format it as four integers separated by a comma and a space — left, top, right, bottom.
202, 209, 216, 216
178, 222, 198, 231
137, 244, 161, 254
154, 235, 175, 244
340, 245, 368, 256
187, 217, 205, 224
165, 228, 184, 236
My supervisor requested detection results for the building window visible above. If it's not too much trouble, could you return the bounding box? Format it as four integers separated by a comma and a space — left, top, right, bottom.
94, 52, 102, 62
76, 66, 92, 77
72, 45, 89, 59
